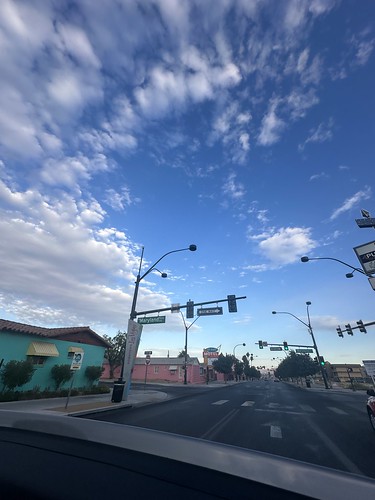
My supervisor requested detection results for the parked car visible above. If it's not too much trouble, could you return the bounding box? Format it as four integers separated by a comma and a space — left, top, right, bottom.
367, 389, 375, 431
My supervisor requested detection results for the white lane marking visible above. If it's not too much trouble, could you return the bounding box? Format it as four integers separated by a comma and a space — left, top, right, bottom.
270, 425, 282, 439
241, 401, 255, 407
328, 407, 347, 415
266, 402, 280, 408
304, 416, 364, 475
255, 409, 303, 415
212, 400, 229, 405
299, 404, 316, 413
200, 409, 239, 440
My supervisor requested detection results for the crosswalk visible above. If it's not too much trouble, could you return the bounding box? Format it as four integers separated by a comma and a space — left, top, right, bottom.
208, 399, 350, 440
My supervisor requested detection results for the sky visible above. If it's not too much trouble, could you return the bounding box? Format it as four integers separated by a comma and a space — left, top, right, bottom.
0, 0, 374, 369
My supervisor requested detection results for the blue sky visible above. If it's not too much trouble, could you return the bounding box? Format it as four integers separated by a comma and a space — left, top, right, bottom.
0, 0, 374, 368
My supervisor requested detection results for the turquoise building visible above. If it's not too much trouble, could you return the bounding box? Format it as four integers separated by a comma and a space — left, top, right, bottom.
0, 319, 110, 391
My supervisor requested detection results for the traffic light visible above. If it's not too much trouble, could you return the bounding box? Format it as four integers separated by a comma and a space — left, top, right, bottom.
227, 295, 237, 313
319, 356, 325, 366
186, 300, 194, 319
357, 320, 367, 333
259, 340, 263, 349
345, 324, 353, 336
283, 341, 289, 351
336, 326, 344, 338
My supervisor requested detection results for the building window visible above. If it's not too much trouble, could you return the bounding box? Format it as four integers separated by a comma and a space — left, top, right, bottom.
154, 366, 159, 374
27, 356, 46, 366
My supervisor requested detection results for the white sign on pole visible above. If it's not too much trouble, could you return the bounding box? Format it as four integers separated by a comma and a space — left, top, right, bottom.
363, 360, 375, 377
70, 352, 84, 371
122, 319, 143, 400
353, 240, 375, 275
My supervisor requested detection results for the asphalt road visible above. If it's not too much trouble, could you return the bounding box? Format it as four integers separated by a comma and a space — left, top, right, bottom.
82, 380, 374, 479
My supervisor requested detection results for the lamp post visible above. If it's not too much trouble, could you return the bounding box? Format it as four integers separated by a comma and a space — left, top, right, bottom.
272, 302, 329, 389
180, 312, 200, 385
233, 343, 246, 358
119, 244, 197, 399
301, 256, 369, 278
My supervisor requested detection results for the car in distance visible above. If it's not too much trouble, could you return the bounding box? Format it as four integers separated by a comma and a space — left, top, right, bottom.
367, 389, 375, 431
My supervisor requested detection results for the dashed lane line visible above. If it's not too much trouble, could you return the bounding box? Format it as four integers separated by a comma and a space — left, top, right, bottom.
212, 400, 229, 405
327, 407, 348, 415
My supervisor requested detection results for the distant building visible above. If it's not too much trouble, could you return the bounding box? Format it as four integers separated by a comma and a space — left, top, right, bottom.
0, 319, 110, 391
325, 363, 367, 384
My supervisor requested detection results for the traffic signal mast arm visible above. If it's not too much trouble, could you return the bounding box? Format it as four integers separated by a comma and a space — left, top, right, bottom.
338, 320, 375, 336
136, 296, 246, 317
256, 342, 315, 349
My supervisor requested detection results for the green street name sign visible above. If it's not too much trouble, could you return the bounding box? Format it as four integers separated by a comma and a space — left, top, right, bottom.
270, 347, 282, 351
296, 349, 314, 354
138, 316, 166, 324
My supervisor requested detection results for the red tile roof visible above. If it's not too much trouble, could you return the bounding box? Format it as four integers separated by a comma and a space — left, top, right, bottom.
0, 319, 111, 348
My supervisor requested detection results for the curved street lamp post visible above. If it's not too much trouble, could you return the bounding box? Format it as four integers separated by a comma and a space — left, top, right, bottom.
180, 312, 200, 385
119, 244, 197, 399
301, 256, 371, 279
272, 302, 329, 389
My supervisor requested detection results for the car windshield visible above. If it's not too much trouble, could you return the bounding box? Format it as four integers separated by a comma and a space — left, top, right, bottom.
0, 0, 375, 493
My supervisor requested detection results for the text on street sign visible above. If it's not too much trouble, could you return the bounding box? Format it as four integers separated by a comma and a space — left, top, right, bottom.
138, 316, 166, 324
197, 307, 223, 316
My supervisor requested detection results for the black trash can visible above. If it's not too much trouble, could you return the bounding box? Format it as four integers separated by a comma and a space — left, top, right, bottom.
306, 380, 311, 388
112, 380, 125, 403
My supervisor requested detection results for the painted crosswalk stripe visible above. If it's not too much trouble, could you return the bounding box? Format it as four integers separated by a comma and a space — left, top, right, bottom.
212, 400, 229, 405
270, 425, 282, 439
299, 404, 316, 413
241, 401, 255, 407
328, 407, 347, 415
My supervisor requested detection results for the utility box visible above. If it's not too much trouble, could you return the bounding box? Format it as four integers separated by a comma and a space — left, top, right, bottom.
112, 380, 125, 403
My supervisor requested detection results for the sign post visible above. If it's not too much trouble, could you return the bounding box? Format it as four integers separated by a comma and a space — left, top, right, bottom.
65, 351, 84, 409
144, 352, 151, 391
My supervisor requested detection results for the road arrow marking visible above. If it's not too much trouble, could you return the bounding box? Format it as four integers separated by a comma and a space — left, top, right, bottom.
270, 425, 282, 439
241, 401, 255, 406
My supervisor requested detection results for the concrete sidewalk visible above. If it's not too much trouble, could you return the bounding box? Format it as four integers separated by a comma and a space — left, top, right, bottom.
0, 389, 169, 417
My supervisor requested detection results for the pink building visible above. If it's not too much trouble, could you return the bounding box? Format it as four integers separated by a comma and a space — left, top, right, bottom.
102, 356, 226, 384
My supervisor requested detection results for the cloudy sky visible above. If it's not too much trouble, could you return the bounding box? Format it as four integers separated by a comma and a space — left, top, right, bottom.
1, 0, 374, 367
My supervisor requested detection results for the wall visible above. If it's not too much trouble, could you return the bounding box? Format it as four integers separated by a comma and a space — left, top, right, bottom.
0, 331, 106, 391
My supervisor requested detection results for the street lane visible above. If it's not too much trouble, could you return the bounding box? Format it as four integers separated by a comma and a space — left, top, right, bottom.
81, 381, 374, 479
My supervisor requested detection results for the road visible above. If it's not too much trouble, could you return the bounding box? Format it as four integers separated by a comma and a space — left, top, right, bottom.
81, 380, 374, 479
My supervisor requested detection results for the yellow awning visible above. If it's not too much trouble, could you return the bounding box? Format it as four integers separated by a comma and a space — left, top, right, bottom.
68, 346, 84, 353
26, 342, 59, 357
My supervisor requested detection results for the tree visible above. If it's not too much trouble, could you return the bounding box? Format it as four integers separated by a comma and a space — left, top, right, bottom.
85, 365, 104, 387
103, 331, 127, 379
1, 360, 35, 391
233, 359, 244, 381
212, 354, 235, 382
51, 364, 72, 390
178, 350, 190, 359
274, 352, 319, 380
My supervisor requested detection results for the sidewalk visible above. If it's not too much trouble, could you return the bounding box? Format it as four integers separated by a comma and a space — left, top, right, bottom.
0, 389, 169, 417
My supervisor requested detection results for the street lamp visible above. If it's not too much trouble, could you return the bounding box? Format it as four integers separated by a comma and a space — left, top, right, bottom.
130, 244, 197, 320
180, 311, 200, 385
301, 256, 368, 278
272, 302, 329, 389
119, 244, 197, 399
233, 343, 246, 358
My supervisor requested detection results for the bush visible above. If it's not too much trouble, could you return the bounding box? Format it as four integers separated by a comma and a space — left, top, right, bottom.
85, 365, 104, 387
82, 386, 110, 395
1, 360, 35, 391
50, 364, 72, 390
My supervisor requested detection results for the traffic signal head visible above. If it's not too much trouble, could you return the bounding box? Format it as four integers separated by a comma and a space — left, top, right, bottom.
319, 356, 325, 366
227, 295, 237, 313
314, 357, 319, 364
336, 326, 344, 338
283, 341, 289, 351
186, 300, 194, 318
345, 324, 353, 336
356, 320, 367, 333
259, 340, 263, 349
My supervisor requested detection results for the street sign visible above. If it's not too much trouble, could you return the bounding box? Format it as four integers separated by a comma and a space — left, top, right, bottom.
144, 350, 153, 355
361, 209, 371, 218
363, 360, 375, 377
355, 218, 375, 228
145, 358, 151, 365
270, 347, 282, 351
296, 349, 314, 353
171, 303, 180, 313
263, 341, 268, 347
369, 277, 375, 290
353, 240, 375, 275
138, 316, 166, 324
70, 352, 84, 371
197, 307, 223, 316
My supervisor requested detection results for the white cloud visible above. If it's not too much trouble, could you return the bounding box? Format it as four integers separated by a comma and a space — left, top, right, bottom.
330, 187, 372, 220
252, 227, 317, 265
104, 187, 141, 212
309, 172, 329, 181
258, 103, 285, 146
299, 118, 334, 150
222, 172, 246, 200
